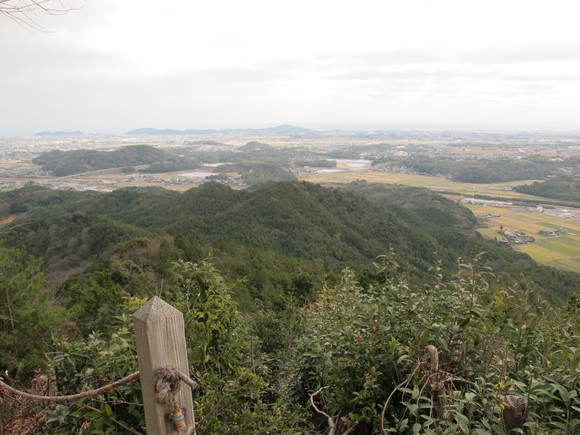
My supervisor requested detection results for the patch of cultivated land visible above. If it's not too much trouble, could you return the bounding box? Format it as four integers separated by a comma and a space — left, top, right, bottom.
467, 205, 580, 272
519, 238, 580, 272
302, 170, 543, 199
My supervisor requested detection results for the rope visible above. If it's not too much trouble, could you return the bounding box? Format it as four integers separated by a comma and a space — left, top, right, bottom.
2, 368, 198, 433
0, 372, 140, 403
155, 367, 198, 392
154, 368, 182, 413
0, 368, 197, 404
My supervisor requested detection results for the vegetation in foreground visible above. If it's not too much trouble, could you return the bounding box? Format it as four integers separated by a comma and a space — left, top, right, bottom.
0, 181, 578, 433
1, 250, 578, 434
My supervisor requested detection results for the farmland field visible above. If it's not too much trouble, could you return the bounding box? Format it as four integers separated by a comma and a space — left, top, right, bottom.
301, 170, 543, 199
466, 205, 580, 272
519, 236, 580, 272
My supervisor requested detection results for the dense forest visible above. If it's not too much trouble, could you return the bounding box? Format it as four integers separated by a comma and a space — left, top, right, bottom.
372, 155, 580, 184
32, 145, 199, 176
0, 181, 578, 434
515, 176, 580, 203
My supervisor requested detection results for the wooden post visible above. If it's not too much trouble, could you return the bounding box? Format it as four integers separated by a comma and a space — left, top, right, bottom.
133, 297, 195, 434
501, 395, 526, 434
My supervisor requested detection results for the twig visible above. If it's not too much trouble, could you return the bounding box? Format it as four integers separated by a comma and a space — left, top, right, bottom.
309, 386, 336, 435
380, 363, 421, 434
0, 0, 74, 31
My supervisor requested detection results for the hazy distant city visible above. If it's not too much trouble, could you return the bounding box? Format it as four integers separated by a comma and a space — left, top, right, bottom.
1, 126, 579, 191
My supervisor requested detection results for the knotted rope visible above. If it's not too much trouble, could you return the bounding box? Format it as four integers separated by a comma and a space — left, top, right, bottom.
153, 368, 197, 432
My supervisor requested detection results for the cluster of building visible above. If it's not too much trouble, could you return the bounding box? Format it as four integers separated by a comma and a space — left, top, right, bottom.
538, 228, 569, 236
498, 230, 535, 245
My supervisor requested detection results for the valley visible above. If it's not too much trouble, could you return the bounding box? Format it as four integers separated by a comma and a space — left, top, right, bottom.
1, 128, 579, 272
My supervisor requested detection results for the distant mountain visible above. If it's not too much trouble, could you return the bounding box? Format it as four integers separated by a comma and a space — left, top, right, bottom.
244, 124, 315, 135
126, 124, 317, 137
34, 131, 83, 136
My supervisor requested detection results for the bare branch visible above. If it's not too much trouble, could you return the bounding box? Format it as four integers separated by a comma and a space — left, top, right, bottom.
380, 363, 421, 434
0, 0, 74, 31
309, 387, 337, 435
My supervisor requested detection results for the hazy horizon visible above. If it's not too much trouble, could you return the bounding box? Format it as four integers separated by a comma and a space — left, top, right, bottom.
5, 121, 580, 138
2, 1, 580, 136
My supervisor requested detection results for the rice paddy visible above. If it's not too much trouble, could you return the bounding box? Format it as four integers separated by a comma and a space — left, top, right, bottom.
463, 204, 580, 273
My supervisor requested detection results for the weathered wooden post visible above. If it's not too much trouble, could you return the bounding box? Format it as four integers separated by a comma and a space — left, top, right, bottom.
133, 296, 195, 434
501, 395, 526, 434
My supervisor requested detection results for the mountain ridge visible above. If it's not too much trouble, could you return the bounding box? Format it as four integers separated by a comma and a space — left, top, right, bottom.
0, 181, 577, 303
125, 124, 316, 136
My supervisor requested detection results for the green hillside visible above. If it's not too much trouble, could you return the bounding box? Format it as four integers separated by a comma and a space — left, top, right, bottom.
0, 182, 440, 273
341, 181, 477, 231
0, 213, 154, 281
514, 175, 580, 204
165, 182, 434, 268
31, 144, 199, 176
0, 181, 578, 304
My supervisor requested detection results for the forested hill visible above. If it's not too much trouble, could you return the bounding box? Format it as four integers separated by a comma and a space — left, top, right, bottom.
2, 187, 577, 434
514, 176, 580, 204
0, 181, 578, 302
341, 181, 476, 232
31, 145, 199, 176
0, 182, 441, 274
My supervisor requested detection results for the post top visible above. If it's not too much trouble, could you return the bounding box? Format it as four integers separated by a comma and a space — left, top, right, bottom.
133, 296, 182, 321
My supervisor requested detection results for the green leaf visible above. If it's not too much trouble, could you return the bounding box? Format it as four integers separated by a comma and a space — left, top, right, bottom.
412, 387, 420, 400
397, 355, 409, 364
465, 392, 476, 402
407, 403, 419, 414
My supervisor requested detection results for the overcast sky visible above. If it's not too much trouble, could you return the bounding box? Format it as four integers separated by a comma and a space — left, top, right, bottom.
2, 0, 580, 135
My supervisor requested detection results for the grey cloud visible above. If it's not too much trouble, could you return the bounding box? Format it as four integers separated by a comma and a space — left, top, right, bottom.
325, 67, 580, 92
193, 65, 296, 85
0, 38, 130, 83
460, 44, 580, 64
310, 43, 580, 72
315, 48, 447, 67
501, 72, 580, 83
324, 68, 494, 82
319, 64, 575, 106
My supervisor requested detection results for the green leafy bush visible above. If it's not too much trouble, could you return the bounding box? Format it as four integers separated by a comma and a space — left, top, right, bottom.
287, 255, 579, 433
0, 245, 64, 377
